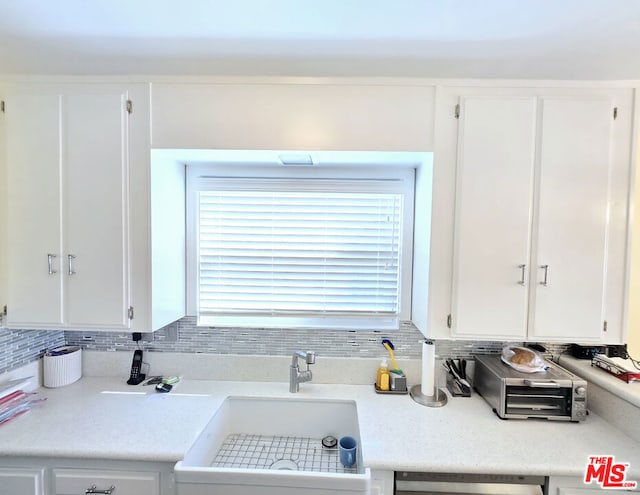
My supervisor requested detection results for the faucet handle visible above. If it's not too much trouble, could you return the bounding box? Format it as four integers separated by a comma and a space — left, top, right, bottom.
306, 351, 316, 365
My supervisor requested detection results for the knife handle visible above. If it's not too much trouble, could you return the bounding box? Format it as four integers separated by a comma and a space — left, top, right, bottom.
460, 359, 467, 379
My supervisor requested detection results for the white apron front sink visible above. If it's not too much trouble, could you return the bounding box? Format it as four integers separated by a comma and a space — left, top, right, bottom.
175, 395, 371, 495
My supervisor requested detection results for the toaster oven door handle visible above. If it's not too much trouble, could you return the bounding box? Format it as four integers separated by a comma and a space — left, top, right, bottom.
523, 379, 560, 388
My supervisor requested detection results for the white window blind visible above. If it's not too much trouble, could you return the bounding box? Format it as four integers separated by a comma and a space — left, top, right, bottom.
192, 175, 412, 330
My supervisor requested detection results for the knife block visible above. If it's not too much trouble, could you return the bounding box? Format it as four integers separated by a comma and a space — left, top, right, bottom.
446, 372, 471, 397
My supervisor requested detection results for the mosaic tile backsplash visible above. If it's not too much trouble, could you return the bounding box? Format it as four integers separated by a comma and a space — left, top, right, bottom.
2, 316, 570, 375
64, 316, 570, 360
0, 327, 65, 375
65, 317, 430, 357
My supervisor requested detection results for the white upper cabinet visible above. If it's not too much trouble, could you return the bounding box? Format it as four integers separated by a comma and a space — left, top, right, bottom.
444, 87, 634, 343
0, 86, 7, 324
5, 83, 138, 330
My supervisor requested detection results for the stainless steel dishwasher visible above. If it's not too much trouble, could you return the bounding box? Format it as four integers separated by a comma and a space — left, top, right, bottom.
395, 471, 545, 494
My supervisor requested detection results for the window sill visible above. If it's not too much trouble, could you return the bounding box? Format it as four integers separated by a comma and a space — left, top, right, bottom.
196, 315, 401, 331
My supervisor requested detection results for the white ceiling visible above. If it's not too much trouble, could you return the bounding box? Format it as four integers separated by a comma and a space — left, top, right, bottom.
1, 0, 640, 79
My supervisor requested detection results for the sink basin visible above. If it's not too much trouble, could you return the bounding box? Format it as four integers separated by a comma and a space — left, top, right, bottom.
175, 396, 370, 495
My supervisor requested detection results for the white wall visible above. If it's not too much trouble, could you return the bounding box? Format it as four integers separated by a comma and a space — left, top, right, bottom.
627, 107, 640, 357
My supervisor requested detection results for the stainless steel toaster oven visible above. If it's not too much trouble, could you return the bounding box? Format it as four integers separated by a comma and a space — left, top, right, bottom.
474, 354, 587, 421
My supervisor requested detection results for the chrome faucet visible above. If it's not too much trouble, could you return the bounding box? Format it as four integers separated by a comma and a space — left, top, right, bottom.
289, 350, 316, 393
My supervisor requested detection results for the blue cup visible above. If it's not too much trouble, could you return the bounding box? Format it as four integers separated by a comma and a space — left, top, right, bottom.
339, 436, 357, 468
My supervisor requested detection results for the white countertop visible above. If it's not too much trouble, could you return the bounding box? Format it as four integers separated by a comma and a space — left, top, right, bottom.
1, 376, 639, 478
559, 355, 640, 407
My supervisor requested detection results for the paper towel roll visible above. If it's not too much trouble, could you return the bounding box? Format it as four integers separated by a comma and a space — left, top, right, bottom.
421, 340, 435, 397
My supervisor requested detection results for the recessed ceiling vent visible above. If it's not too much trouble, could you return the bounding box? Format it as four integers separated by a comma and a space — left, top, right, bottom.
278, 154, 314, 166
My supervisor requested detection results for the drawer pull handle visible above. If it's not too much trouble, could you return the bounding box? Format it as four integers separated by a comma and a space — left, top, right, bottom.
85, 485, 115, 495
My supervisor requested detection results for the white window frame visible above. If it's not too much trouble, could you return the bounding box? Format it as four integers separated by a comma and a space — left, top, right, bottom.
186, 163, 415, 330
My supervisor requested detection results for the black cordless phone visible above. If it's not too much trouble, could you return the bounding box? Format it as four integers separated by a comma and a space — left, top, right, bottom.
127, 349, 146, 385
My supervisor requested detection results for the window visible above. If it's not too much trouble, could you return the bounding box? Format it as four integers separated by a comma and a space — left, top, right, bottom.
187, 164, 415, 330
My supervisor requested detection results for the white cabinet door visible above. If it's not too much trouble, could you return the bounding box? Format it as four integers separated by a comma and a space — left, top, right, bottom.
0, 467, 44, 495
0, 89, 8, 323
53, 469, 159, 495
370, 470, 394, 495
63, 92, 130, 328
5, 85, 132, 330
6, 93, 64, 326
549, 476, 617, 494
558, 489, 608, 494
530, 98, 613, 341
451, 96, 537, 339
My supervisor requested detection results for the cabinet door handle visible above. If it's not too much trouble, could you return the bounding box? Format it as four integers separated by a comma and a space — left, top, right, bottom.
539, 264, 549, 286
85, 485, 115, 495
47, 254, 57, 275
67, 254, 77, 276
517, 264, 526, 285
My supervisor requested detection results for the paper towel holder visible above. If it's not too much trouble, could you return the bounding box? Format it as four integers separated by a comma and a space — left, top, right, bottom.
410, 339, 447, 407
410, 384, 448, 407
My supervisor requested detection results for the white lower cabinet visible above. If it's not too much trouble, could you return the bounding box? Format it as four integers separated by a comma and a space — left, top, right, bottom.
0, 458, 174, 495
53, 469, 159, 495
370, 470, 394, 495
0, 467, 45, 495
558, 490, 609, 494
547, 475, 639, 494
